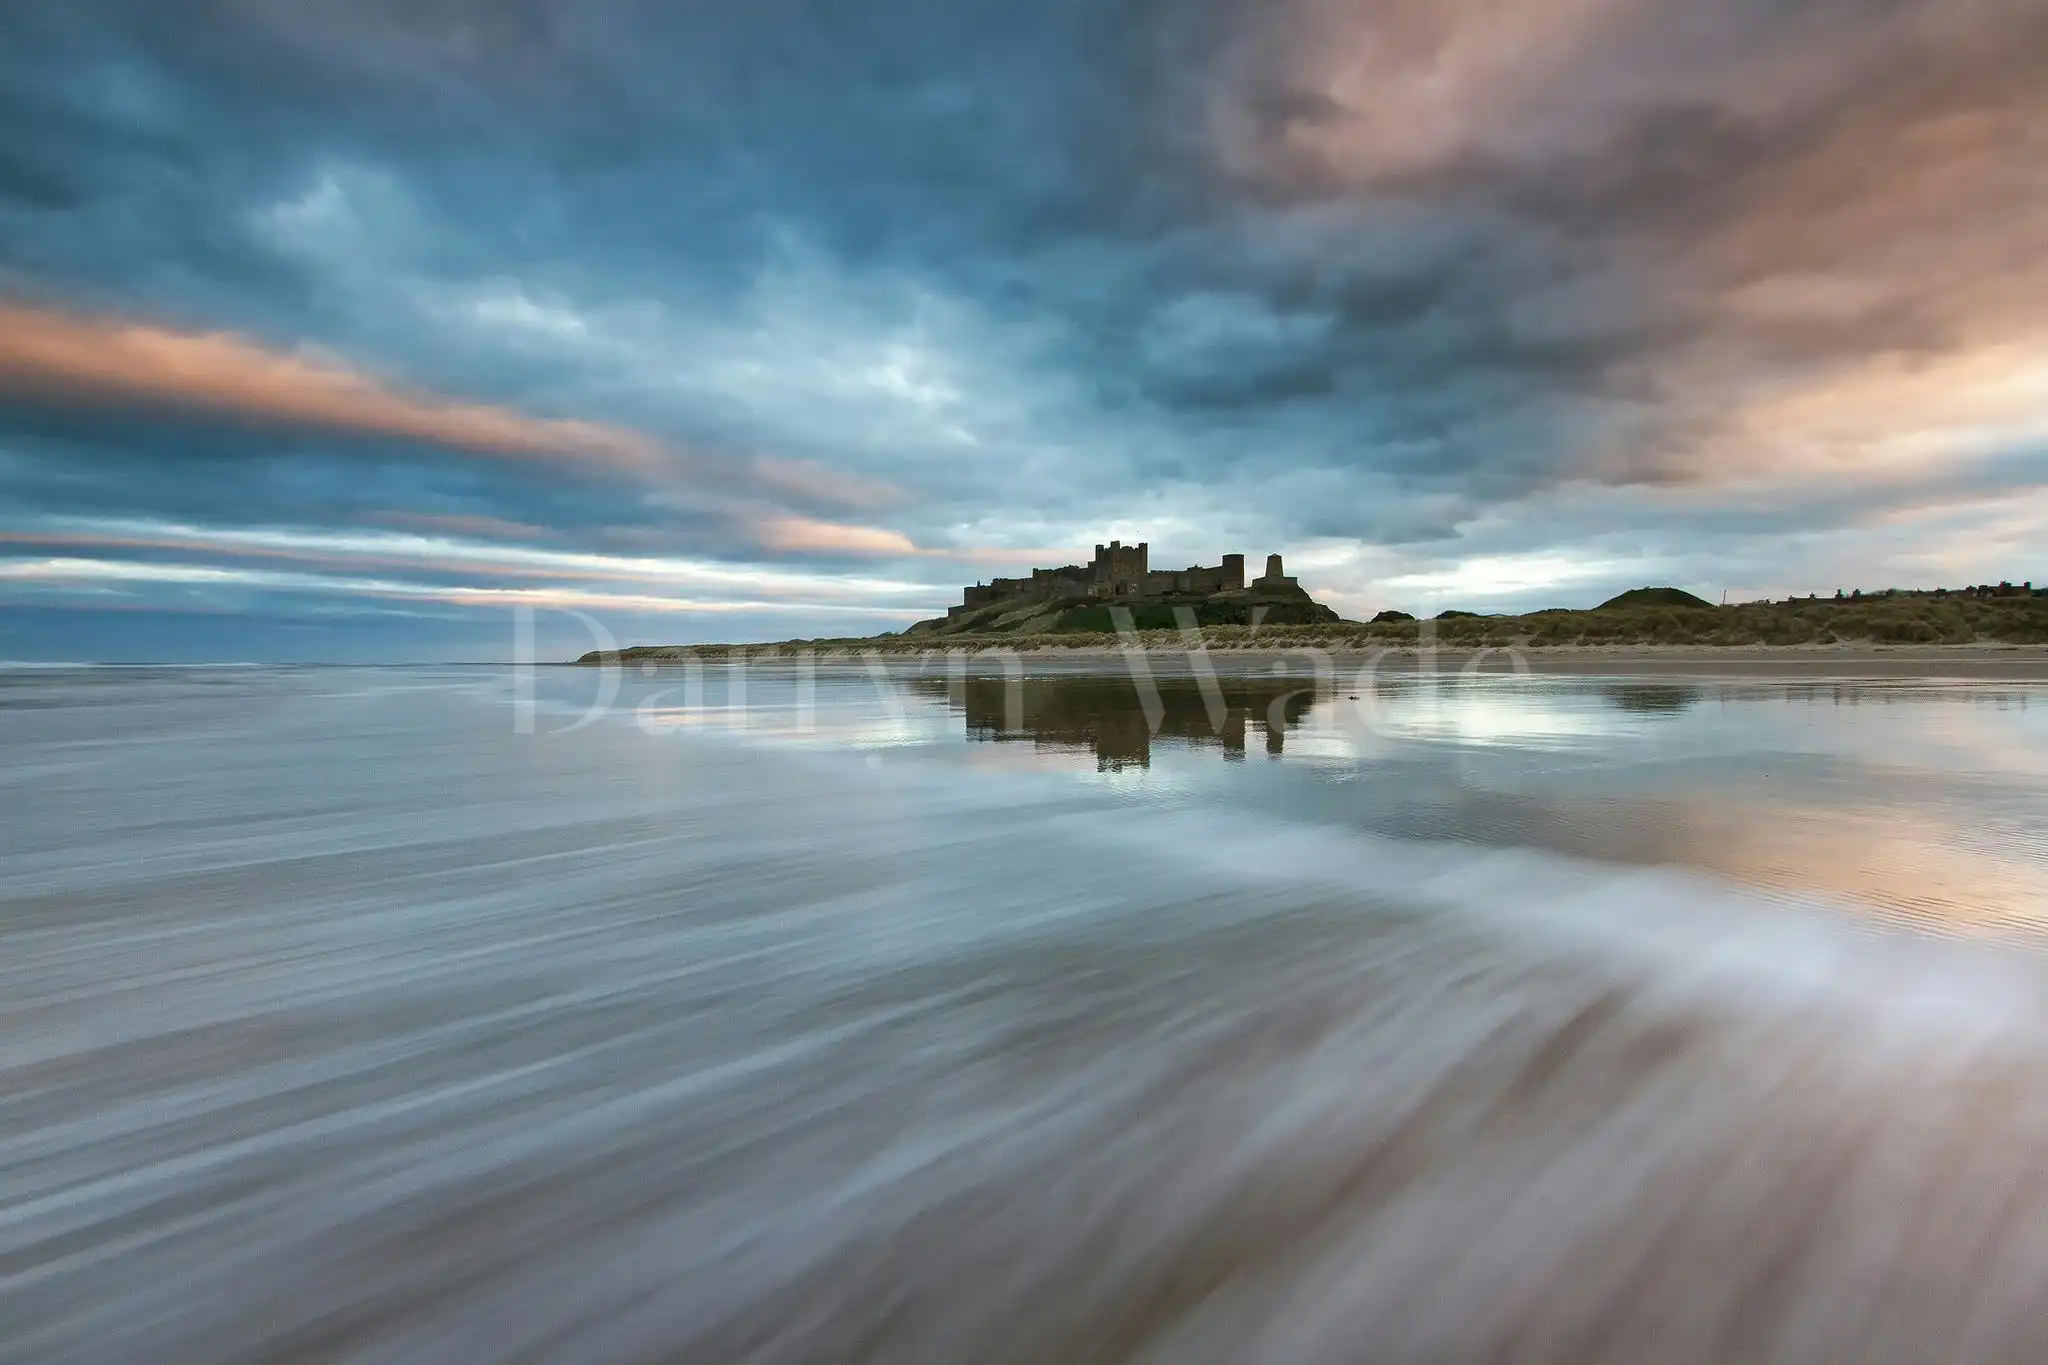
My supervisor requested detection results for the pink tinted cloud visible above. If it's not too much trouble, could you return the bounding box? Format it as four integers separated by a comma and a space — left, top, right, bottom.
0, 302, 666, 473
751, 516, 921, 557
750, 515, 1092, 565
1208, 0, 2048, 499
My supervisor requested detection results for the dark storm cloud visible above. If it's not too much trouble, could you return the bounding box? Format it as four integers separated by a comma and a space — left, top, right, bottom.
1, 0, 2044, 654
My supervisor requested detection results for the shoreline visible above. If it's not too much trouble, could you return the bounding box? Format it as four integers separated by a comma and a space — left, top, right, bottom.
578, 642, 2048, 680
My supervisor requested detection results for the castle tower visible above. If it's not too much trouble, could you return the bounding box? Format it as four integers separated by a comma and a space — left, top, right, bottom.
1221, 553, 1245, 591
1252, 552, 1299, 592
1090, 539, 1149, 596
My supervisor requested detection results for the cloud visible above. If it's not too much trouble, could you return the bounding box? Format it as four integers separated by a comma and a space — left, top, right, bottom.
751, 516, 920, 558
371, 511, 558, 541
1179, 0, 2048, 492
0, 554, 922, 617
0, 302, 667, 473
0, 516, 944, 602
0, 0, 2044, 654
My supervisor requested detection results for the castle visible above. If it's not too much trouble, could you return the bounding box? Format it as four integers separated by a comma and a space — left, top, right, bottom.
950, 540, 1302, 620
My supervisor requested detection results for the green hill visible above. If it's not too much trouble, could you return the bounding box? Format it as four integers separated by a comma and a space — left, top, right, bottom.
1599, 586, 1714, 610
1053, 598, 1337, 633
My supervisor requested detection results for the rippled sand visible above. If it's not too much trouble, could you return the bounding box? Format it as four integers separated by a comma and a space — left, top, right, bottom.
7, 664, 2048, 1362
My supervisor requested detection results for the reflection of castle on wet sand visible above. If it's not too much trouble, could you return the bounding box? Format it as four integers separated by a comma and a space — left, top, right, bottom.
908, 674, 1319, 770
909, 674, 1730, 769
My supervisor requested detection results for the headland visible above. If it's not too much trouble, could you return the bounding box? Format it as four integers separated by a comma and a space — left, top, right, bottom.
578, 551, 2048, 677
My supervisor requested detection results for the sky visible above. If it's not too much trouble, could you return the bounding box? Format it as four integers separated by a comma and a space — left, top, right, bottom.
1, 0, 2044, 661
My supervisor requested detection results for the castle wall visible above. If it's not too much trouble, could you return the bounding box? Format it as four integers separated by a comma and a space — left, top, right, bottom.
1032, 565, 1091, 592
1143, 563, 1236, 595
957, 562, 1093, 613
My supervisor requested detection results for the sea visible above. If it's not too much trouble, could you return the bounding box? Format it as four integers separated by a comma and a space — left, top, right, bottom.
5, 657, 2048, 1363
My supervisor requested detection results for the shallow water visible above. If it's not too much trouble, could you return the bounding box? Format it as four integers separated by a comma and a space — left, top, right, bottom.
6, 660, 2048, 1362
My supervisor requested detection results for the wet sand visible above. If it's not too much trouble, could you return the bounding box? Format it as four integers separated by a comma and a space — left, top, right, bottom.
8, 665, 2048, 1362
591, 643, 2048, 680
1279, 644, 2048, 679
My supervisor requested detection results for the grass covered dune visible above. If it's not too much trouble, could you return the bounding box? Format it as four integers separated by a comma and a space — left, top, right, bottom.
581, 591, 2048, 663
